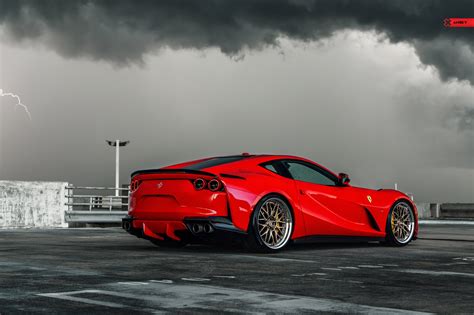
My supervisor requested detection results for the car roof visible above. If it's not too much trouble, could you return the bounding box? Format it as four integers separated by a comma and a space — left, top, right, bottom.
199, 154, 338, 178
196, 154, 308, 163
196, 153, 320, 168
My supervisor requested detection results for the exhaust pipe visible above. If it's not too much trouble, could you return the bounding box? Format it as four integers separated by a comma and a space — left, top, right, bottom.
191, 224, 204, 234
203, 223, 214, 233
123, 221, 131, 231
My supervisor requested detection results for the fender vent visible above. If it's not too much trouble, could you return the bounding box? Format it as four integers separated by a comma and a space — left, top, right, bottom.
364, 208, 381, 232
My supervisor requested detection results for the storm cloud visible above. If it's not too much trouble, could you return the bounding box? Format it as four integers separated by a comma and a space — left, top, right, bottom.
1, 0, 474, 83
1, 1, 473, 202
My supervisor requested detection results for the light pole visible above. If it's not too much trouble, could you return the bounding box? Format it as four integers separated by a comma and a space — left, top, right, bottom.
106, 140, 130, 196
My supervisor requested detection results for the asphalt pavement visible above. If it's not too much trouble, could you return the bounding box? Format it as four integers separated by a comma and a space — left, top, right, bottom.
0, 224, 473, 314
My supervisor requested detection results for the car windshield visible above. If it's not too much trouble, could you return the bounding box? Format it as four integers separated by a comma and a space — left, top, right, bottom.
185, 156, 248, 170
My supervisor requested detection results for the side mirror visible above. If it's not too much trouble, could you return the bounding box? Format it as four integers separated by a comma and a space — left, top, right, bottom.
338, 173, 350, 186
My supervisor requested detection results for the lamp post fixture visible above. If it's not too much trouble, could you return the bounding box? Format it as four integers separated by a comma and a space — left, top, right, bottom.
106, 140, 130, 196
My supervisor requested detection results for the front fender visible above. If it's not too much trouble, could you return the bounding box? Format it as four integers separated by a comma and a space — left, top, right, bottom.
375, 189, 418, 238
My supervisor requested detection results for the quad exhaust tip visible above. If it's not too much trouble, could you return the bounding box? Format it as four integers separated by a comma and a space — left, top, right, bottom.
191, 223, 214, 234
203, 223, 214, 233
192, 223, 204, 233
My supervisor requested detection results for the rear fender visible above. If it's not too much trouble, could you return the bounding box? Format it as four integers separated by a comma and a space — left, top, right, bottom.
222, 172, 306, 238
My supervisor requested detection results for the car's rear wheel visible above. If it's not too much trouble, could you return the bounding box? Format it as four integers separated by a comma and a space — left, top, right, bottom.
385, 200, 415, 246
245, 195, 293, 252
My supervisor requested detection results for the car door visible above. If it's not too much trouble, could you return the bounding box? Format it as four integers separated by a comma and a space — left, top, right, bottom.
280, 160, 374, 237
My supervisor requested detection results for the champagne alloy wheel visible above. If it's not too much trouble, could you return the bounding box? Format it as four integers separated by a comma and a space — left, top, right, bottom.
256, 198, 293, 250
390, 202, 415, 244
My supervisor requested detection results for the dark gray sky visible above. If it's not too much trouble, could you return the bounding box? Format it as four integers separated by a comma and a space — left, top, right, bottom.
0, 0, 473, 202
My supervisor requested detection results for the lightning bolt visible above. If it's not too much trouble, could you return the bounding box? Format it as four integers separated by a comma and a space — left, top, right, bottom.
0, 88, 32, 120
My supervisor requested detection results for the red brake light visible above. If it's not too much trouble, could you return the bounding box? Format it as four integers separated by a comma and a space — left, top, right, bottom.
130, 179, 141, 192
208, 179, 222, 191
194, 178, 206, 190
193, 178, 223, 191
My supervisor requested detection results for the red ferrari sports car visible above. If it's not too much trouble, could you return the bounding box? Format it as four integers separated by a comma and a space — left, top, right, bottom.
123, 154, 418, 251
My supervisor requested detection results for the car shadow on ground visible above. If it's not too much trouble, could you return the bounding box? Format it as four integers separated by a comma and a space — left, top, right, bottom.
130, 240, 385, 254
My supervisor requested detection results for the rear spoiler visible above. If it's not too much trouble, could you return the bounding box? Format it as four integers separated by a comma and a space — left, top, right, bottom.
131, 168, 216, 178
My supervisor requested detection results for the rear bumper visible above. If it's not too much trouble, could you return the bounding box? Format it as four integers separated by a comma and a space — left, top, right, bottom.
184, 216, 246, 235
122, 215, 246, 242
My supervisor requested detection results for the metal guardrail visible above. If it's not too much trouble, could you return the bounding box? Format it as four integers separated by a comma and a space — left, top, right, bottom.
65, 185, 129, 212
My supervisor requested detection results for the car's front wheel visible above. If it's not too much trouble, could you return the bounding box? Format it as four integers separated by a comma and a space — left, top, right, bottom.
385, 200, 416, 246
245, 195, 293, 252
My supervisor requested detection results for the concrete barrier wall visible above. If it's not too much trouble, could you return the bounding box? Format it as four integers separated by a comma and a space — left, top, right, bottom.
416, 203, 474, 219
0, 181, 68, 228
440, 203, 474, 219
415, 203, 432, 219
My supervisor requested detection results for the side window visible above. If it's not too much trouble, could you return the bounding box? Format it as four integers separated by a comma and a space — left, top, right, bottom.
260, 161, 290, 177
284, 161, 336, 186
263, 164, 278, 174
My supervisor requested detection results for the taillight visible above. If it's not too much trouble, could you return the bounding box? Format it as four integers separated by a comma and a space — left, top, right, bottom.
130, 179, 141, 192
193, 178, 223, 191
194, 178, 206, 190
208, 179, 221, 191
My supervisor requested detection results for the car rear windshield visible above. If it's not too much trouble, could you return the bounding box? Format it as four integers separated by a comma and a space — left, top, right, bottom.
185, 156, 249, 170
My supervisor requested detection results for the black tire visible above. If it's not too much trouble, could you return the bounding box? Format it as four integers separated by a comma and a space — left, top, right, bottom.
244, 194, 294, 253
384, 200, 416, 247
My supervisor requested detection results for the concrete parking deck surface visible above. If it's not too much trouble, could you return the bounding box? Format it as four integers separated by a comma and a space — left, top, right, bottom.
1, 224, 473, 314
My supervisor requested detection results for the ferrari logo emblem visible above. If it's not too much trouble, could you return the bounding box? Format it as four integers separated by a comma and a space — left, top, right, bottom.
367, 195, 372, 203
157, 182, 163, 189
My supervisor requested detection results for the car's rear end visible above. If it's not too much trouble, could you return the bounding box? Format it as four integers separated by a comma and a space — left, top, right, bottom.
122, 156, 252, 243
